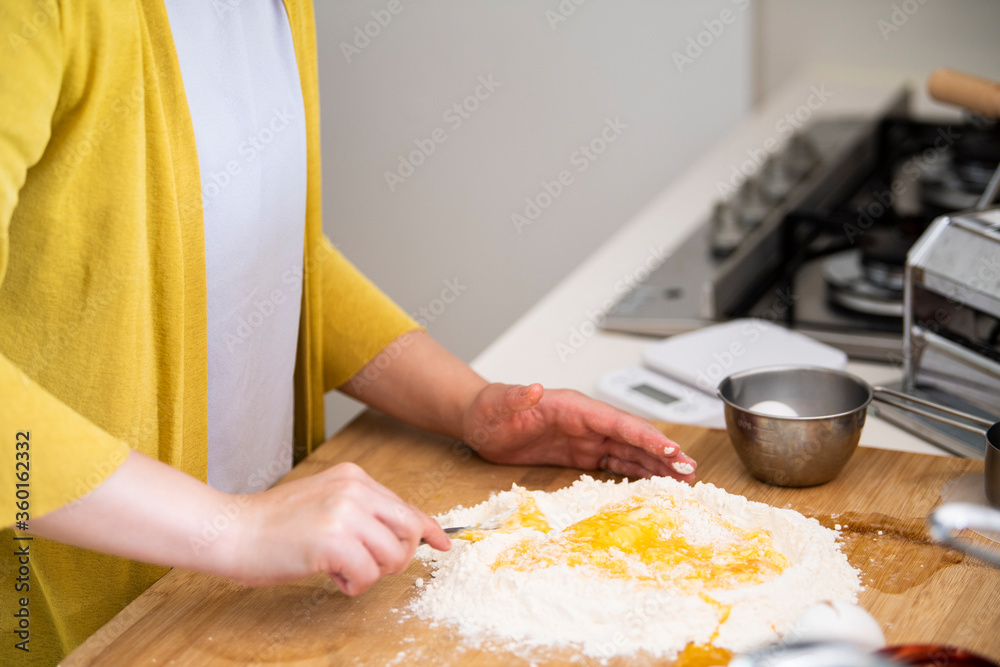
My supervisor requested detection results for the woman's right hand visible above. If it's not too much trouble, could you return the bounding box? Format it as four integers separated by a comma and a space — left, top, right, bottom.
231, 462, 450, 594
26, 451, 450, 597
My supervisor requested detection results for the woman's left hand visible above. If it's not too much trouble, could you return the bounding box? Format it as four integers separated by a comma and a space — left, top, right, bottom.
461, 383, 697, 482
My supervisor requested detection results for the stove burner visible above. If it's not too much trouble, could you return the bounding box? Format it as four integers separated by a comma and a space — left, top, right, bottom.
822, 250, 904, 318
863, 258, 905, 292
921, 159, 985, 212
920, 125, 1000, 213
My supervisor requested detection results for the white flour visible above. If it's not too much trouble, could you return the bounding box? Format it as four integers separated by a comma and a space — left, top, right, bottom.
410, 475, 860, 661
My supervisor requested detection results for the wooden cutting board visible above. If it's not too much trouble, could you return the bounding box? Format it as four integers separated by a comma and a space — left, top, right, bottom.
64, 412, 1000, 666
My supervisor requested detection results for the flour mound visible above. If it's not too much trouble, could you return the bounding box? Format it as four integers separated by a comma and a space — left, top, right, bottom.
410, 475, 860, 660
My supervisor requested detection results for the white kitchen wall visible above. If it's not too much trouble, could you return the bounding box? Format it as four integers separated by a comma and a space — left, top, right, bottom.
754, 0, 1000, 111
315, 1, 752, 436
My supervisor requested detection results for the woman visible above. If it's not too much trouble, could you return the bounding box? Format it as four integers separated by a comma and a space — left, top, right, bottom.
0, 1, 696, 663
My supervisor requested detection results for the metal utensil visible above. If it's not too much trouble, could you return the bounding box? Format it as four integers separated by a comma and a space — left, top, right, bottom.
928, 502, 1000, 568
717, 366, 872, 487
421, 523, 502, 545
718, 366, 1000, 496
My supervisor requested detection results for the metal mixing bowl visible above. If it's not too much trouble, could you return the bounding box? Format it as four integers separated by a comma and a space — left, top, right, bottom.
717, 366, 872, 487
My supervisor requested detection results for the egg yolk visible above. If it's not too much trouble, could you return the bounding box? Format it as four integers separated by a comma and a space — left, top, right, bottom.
674, 643, 734, 667
458, 496, 552, 542
506, 496, 552, 533
492, 495, 788, 593
673, 595, 735, 666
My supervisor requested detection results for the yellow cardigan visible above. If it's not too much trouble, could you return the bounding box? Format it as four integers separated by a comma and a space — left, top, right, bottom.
0, 1, 417, 662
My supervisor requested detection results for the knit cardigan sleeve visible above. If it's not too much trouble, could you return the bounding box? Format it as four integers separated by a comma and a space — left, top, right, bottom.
0, 0, 131, 520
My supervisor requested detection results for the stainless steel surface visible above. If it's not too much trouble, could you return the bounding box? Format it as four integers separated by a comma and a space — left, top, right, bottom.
602, 120, 880, 334
761, 154, 795, 202
711, 119, 880, 320
601, 115, 910, 361
991, 424, 1000, 506
718, 364, 1000, 491
896, 208, 1000, 456
785, 133, 820, 178
710, 201, 746, 257
903, 328, 1000, 415
872, 387, 1000, 504
872, 386, 994, 434
872, 381, 994, 458
717, 366, 872, 487
928, 501, 1000, 566
990, 425, 1000, 506
736, 179, 770, 230
976, 160, 1000, 210
823, 251, 905, 318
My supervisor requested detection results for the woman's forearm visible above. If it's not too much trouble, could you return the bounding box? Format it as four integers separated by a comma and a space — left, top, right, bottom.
339, 330, 488, 440
27, 448, 450, 593
28, 449, 240, 577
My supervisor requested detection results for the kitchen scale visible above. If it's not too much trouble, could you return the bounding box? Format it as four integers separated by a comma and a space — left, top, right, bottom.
597, 319, 848, 428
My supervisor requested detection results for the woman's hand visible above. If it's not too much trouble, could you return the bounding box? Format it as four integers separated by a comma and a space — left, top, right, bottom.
28, 451, 450, 597
461, 383, 697, 482
342, 333, 696, 481
232, 462, 450, 594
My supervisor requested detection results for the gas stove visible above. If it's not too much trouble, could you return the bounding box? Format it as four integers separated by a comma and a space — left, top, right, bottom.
601, 91, 1000, 364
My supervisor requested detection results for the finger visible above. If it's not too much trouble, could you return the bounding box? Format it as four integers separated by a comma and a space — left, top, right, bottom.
666, 453, 698, 481
330, 572, 350, 593
328, 463, 409, 505
498, 383, 544, 417
668, 467, 697, 484
626, 445, 696, 482
367, 493, 426, 542
579, 399, 682, 458
365, 492, 449, 553
607, 441, 676, 477
413, 510, 450, 551
605, 455, 655, 480
328, 537, 382, 596
359, 520, 411, 576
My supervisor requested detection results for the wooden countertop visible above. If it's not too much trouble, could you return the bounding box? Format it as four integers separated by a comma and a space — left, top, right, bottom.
65, 412, 1000, 665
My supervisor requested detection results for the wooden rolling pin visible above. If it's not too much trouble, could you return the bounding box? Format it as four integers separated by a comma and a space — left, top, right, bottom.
927, 67, 1000, 118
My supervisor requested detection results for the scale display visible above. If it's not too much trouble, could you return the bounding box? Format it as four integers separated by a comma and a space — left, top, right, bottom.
630, 383, 679, 405
597, 365, 725, 428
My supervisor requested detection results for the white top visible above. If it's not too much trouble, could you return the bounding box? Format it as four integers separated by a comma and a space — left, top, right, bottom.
164, 0, 308, 492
